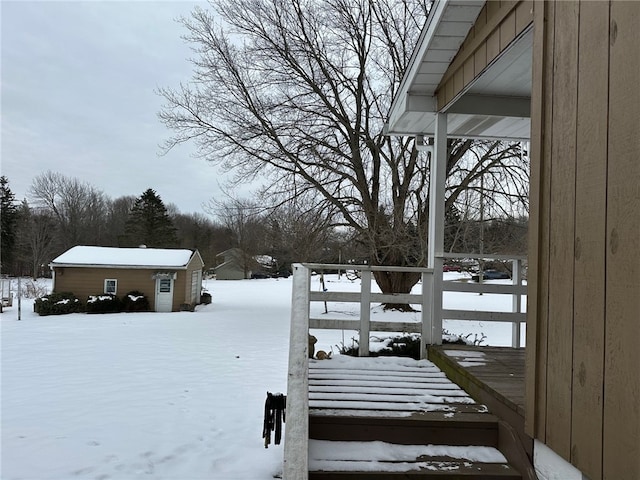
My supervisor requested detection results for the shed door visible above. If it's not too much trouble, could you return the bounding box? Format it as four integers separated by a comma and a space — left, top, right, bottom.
155, 278, 173, 312
190, 270, 201, 304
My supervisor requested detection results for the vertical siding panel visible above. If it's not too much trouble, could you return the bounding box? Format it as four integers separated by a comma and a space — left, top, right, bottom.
536, 1, 555, 439
445, 79, 454, 106
571, 2, 608, 478
487, 0, 501, 19
499, 10, 516, 50
486, 29, 500, 64
546, 0, 578, 461
515, 0, 534, 33
453, 69, 464, 98
526, 0, 553, 441
603, 1, 640, 478
463, 57, 475, 86
474, 42, 487, 75
476, 4, 488, 29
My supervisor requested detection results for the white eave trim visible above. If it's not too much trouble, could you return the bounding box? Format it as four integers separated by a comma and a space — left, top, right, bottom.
387, 0, 485, 137
389, 0, 451, 116
49, 263, 190, 270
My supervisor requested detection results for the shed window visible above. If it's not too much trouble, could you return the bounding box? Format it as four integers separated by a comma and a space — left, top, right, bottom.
104, 279, 117, 295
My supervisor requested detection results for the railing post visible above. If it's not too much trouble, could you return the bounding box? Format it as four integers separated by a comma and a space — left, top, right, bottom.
421, 271, 433, 358
431, 257, 444, 346
512, 258, 522, 348
283, 264, 310, 480
359, 269, 371, 356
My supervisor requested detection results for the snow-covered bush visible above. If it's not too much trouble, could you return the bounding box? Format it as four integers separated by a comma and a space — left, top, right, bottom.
121, 291, 150, 312
337, 334, 424, 360
34, 292, 82, 316
338, 331, 486, 360
86, 294, 121, 314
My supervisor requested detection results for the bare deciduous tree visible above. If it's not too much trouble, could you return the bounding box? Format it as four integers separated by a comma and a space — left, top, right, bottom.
29, 171, 108, 249
208, 198, 267, 277
15, 202, 56, 279
265, 196, 338, 269
159, 0, 528, 302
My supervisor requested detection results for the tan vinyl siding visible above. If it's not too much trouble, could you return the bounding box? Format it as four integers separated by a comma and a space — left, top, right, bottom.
524, 0, 550, 446
545, 0, 578, 460
436, 0, 534, 110
54, 267, 161, 310
603, 2, 640, 478
571, 1, 608, 475
527, 1, 640, 478
181, 253, 205, 306
173, 270, 188, 309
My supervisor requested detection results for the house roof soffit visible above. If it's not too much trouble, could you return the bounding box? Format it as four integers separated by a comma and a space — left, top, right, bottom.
387, 0, 533, 140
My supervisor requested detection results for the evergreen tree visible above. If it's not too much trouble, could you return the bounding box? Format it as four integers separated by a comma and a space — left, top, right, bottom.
123, 189, 178, 248
1, 176, 19, 273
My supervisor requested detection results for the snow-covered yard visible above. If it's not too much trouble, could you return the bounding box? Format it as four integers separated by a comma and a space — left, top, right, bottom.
1, 274, 522, 479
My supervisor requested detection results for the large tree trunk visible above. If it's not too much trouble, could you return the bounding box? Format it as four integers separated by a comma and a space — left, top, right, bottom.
367, 211, 426, 311
372, 270, 421, 311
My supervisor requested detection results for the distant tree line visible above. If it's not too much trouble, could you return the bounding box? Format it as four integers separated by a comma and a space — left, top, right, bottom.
0, 173, 237, 278
0, 173, 358, 278
0, 172, 527, 279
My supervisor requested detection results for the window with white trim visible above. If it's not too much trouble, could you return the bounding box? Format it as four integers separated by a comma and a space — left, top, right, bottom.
104, 279, 117, 295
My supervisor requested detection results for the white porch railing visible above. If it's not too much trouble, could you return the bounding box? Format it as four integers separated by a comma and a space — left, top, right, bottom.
439, 253, 527, 348
299, 256, 527, 354
283, 258, 527, 480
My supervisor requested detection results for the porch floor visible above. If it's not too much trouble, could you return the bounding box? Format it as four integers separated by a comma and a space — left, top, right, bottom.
427, 345, 530, 456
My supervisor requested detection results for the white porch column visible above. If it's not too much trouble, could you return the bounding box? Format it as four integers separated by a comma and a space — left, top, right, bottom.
428, 112, 447, 267
427, 112, 447, 346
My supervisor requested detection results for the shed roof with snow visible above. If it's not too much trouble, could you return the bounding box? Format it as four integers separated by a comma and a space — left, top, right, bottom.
51, 246, 201, 270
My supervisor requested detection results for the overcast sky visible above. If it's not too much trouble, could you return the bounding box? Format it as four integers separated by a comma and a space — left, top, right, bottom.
2, 0, 252, 215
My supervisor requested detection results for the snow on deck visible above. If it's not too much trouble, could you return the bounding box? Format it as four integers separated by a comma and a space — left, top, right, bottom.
309, 354, 487, 416
309, 440, 508, 472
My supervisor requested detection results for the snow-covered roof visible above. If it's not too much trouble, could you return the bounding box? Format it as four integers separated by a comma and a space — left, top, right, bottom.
50, 246, 200, 269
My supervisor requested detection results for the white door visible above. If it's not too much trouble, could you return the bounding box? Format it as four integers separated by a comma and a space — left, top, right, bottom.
155, 278, 173, 312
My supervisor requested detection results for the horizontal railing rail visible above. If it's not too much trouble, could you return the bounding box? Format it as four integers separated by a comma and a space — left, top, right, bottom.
302, 263, 434, 273
441, 252, 527, 261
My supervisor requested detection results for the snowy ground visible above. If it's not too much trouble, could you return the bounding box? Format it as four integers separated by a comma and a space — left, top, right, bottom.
1, 274, 524, 479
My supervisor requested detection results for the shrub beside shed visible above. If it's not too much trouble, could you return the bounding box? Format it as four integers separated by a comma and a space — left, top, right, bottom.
49, 246, 205, 312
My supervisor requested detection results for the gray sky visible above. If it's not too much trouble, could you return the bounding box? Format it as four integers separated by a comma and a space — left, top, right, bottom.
2, 0, 250, 214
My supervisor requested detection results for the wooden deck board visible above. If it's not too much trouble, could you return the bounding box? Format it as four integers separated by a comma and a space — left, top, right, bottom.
428, 345, 531, 457
429, 345, 526, 413
309, 356, 487, 417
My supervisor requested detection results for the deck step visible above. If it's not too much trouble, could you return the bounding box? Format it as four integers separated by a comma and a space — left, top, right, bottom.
308, 439, 521, 479
309, 411, 500, 447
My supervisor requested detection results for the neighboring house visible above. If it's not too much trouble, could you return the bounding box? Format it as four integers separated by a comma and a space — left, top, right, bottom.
50, 246, 205, 312
214, 248, 248, 280
386, 1, 638, 479
214, 248, 263, 280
